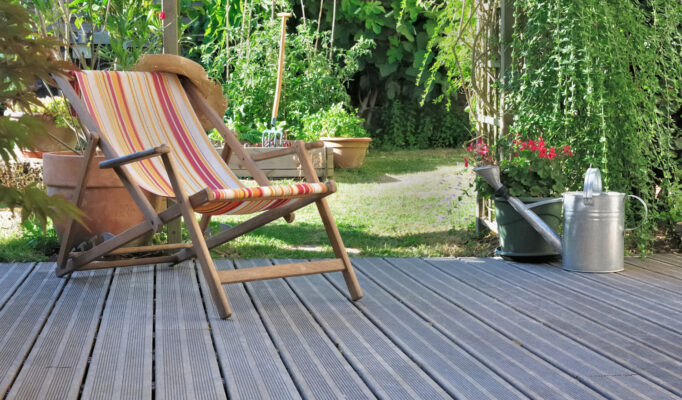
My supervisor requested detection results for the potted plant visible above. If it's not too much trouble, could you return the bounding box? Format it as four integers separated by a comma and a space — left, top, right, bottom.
0, 1, 82, 230
304, 103, 372, 169
466, 134, 577, 260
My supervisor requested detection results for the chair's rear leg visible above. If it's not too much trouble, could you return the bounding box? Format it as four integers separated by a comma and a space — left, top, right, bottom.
199, 214, 212, 235
315, 198, 363, 300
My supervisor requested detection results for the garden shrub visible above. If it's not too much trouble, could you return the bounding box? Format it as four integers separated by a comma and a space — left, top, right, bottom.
508, 0, 682, 250
195, 3, 372, 143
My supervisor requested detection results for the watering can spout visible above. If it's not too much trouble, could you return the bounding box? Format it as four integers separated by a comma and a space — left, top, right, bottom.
474, 166, 563, 254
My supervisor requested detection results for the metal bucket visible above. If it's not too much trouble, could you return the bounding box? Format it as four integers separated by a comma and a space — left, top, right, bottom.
561, 169, 647, 272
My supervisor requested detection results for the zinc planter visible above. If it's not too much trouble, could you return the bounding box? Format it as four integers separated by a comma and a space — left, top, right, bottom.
320, 137, 372, 169
43, 151, 162, 247
494, 196, 562, 261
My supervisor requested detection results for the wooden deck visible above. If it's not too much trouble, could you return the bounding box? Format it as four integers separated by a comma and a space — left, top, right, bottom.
0, 254, 680, 400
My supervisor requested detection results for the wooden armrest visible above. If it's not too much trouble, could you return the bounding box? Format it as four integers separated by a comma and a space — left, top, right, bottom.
99, 145, 170, 169
251, 141, 324, 162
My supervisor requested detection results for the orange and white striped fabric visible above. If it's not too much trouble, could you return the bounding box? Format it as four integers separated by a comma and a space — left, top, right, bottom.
74, 70, 329, 215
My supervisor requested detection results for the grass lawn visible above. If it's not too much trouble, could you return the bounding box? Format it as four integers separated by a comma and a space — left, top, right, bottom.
0, 149, 496, 262
209, 148, 495, 259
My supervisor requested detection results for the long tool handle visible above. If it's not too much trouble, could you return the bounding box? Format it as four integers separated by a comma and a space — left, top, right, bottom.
271, 12, 292, 124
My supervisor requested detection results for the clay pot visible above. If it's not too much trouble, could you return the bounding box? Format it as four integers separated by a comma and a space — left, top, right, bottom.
43, 152, 163, 247
320, 137, 372, 169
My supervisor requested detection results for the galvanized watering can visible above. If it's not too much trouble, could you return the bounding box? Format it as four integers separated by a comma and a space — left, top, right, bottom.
474, 166, 648, 272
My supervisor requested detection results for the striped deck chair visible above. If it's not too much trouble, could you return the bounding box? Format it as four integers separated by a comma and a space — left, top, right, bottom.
52, 70, 362, 318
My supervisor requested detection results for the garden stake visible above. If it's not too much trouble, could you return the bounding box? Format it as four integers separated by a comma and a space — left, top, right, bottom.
262, 12, 292, 147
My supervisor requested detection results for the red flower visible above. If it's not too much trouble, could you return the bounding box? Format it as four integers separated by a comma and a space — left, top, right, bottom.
467, 142, 473, 151
159, 11, 166, 19
464, 158, 469, 167
562, 145, 573, 156
548, 147, 557, 159
478, 138, 483, 144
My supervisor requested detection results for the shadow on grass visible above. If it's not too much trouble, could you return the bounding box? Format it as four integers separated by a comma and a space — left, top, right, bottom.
334, 149, 465, 184
208, 220, 496, 259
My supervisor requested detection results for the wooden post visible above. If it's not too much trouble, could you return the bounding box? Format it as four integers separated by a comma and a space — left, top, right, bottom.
162, 0, 179, 55
162, 0, 180, 242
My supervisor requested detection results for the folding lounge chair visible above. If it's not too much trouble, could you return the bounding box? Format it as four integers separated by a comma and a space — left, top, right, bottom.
52, 69, 362, 318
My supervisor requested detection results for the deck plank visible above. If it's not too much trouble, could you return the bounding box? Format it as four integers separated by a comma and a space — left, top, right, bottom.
199, 260, 301, 400
574, 268, 682, 311
7, 267, 112, 400
325, 258, 531, 399
154, 262, 227, 400
270, 259, 453, 400
0, 256, 679, 400
428, 258, 681, 398
81, 266, 154, 400
380, 258, 643, 399
496, 260, 682, 357
617, 261, 682, 294
512, 262, 682, 332
649, 253, 681, 266
0, 263, 66, 397
625, 257, 682, 280
234, 259, 375, 399
0, 263, 35, 310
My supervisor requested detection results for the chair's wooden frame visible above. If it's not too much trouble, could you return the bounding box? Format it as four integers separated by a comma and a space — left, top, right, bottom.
52, 73, 362, 319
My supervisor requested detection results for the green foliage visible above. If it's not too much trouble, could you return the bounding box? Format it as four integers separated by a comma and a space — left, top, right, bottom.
0, 219, 60, 262
305, 0, 469, 148
197, 4, 373, 142
373, 100, 470, 149
0, 1, 83, 229
301, 103, 367, 141
509, 0, 682, 250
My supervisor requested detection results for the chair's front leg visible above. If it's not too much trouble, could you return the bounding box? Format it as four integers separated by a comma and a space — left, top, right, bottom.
159, 152, 233, 318
56, 135, 99, 277
293, 140, 363, 300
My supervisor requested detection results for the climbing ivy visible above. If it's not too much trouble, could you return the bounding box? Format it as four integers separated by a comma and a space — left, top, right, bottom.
508, 0, 682, 250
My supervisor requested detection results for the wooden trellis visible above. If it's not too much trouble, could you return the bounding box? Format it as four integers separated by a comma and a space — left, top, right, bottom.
472, 0, 514, 232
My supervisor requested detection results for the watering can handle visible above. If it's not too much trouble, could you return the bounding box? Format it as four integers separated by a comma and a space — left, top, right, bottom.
525, 197, 563, 209
583, 168, 603, 205
625, 194, 648, 231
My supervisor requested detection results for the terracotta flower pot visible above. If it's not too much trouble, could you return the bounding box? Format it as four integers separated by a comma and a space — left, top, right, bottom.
43, 151, 163, 247
320, 137, 372, 169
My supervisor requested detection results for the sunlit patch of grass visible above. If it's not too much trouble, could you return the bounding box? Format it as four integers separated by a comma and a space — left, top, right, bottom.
209, 148, 495, 259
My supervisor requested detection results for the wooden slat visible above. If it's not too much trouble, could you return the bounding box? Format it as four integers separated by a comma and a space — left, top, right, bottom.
384, 258, 677, 400
510, 261, 682, 332
219, 259, 344, 284
352, 258, 611, 399
80, 266, 154, 400
272, 258, 451, 399
77, 256, 176, 270
323, 258, 527, 399
198, 260, 301, 400
0, 262, 35, 310
625, 257, 682, 281
70, 242, 192, 257
154, 262, 227, 400
426, 258, 682, 398
230, 168, 329, 179
0, 263, 66, 395
494, 260, 682, 359
8, 268, 113, 400
234, 259, 374, 399
649, 253, 682, 266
